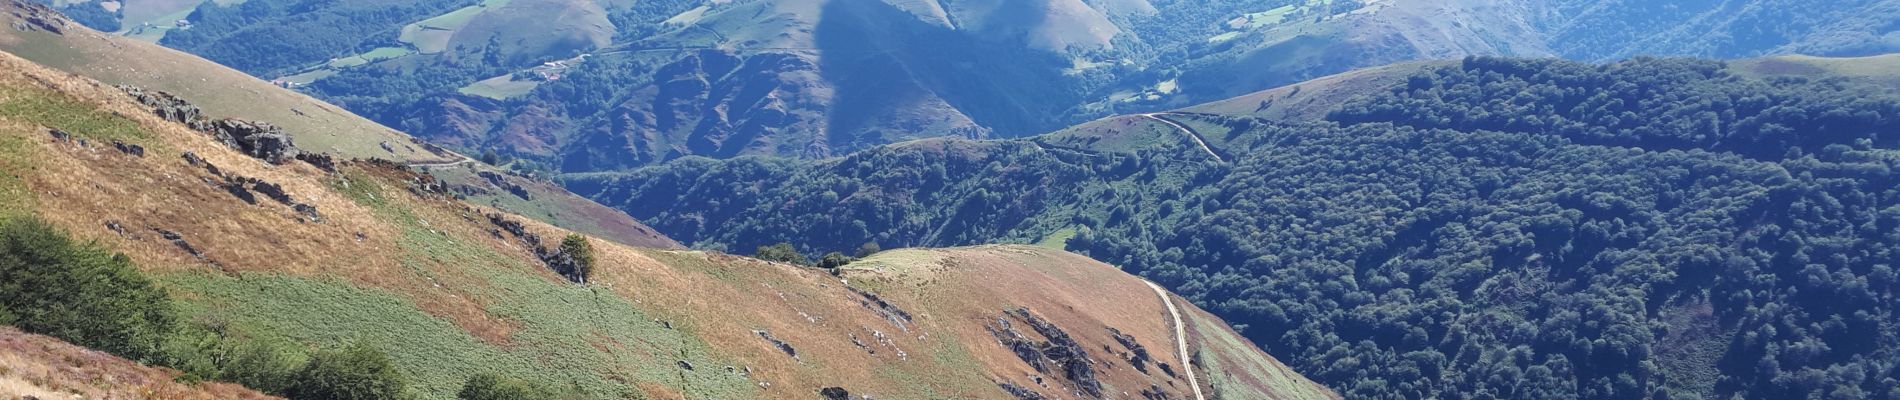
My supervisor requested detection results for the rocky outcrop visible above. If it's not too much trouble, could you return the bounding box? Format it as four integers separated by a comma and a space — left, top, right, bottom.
543, 248, 586, 283
488, 213, 537, 243
296, 153, 338, 173
819, 387, 850, 400
221, 179, 258, 205
998, 382, 1049, 400
184, 152, 322, 222
119, 85, 204, 128
111, 140, 145, 157
102, 220, 128, 238
992, 316, 1051, 373
756, 329, 798, 360
293, 204, 320, 221
478, 170, 531, 200
117, 86, 325, 167
7, 0, 68, 35
988, 308, 1104, 398
408, 175, 449, 197
484, 212, 588, 283
182, 151, 207, 168
154, 228, 205, 260
207, 119, 299, 164
1108, 327, 1154, 374
1139, 384, 1172, 400
850, 287, 914, 333
248, 180, 292, 204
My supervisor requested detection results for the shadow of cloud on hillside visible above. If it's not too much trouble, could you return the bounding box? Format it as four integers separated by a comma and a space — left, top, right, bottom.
811, 0, 1083, 152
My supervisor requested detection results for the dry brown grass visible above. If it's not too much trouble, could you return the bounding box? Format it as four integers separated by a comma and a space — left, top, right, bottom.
0, 51, 520, 345
0, 1, 684, 250
846, 246, 1193, 397
0, 327, 277, 400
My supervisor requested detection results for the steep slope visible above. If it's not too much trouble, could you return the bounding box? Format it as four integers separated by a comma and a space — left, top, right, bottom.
0, 0, 679, 249
578, 56, 1900, 399
0, 327, 276, 399
0, 51, 1330, 399
3, 0, 441, 162
415, 0, 1084, 171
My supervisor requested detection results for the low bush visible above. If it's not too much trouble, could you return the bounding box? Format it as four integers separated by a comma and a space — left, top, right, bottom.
286, 343, 408, 400
0, 216, 175, 361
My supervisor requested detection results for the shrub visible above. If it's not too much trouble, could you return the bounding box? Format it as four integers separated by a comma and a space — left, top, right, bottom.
0, 217, 175, 361
752, 242, 808, 265
157, 315, 314, 395
457, 373, 565, 400
816, 252, 852, 269
285, 343, 407, 400
558, 234, 596, 283
854, 242, 881, 258
221, 338, 308, 394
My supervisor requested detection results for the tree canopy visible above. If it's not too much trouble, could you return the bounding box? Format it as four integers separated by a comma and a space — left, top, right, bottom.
580, 57, 1900, 399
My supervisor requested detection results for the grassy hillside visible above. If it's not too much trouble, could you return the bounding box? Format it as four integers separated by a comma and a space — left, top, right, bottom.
1730, 54, 1900, 90
580, 56, 1900, 399
0, 50, 1331, 399
1181, 60, 1444, 121
0, 1, 678, 249
2, 1, 438, 162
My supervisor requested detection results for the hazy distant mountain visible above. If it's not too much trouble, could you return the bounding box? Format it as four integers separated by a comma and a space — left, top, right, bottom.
40, 0, 1898, 172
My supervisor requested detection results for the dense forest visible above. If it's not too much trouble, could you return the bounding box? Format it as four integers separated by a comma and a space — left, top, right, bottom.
1540, 0, 1900, 59
573, 57, 1900, 399
48, 1, 116, 32
160, 0, 476, 76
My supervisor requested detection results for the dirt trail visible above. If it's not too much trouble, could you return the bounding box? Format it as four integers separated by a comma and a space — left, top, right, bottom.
1144, 280, 1206, 400
1142, 113, 1225, 162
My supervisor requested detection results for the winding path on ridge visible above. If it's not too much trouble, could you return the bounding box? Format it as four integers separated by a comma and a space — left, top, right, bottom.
1144, 279, 1207, 400
1142, 113, 1225, 163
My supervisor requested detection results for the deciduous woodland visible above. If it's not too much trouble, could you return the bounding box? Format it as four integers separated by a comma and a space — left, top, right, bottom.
578, 58, 1900, 399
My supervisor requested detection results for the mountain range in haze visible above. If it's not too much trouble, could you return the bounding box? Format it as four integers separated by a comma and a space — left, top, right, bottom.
43, 0, 1900, 172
